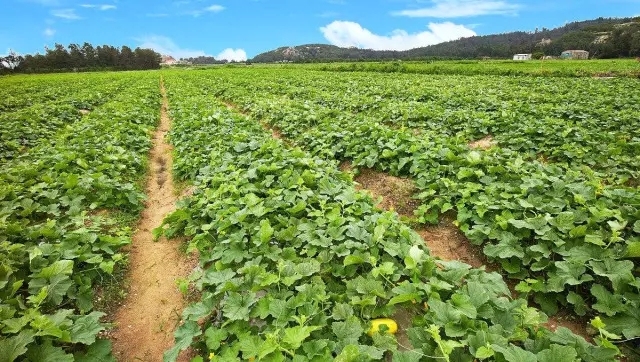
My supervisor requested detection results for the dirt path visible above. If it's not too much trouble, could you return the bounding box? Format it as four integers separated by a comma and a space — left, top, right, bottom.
111, 78, 193, 362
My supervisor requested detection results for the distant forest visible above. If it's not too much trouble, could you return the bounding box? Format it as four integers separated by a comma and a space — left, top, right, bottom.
251, 17, 640, 63
0, 43, 161, 74
179, 56, 230, 65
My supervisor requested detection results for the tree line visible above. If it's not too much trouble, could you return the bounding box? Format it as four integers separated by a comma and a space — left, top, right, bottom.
1, 43, 161, 74
179, 56, 230, 65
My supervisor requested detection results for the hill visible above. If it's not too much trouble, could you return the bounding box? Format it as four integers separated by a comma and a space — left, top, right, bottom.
251, 17, 640, 62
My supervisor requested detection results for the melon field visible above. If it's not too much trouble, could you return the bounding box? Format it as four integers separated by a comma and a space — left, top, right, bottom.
1, 65, 639, 361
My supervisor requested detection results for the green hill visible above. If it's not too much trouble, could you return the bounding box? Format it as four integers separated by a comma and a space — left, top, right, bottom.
251, 17, 640, 63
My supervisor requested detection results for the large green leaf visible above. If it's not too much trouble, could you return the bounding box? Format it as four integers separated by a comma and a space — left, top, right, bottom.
282, 325, 320, 350
26, 341, 74, 362
74, 340, 116, 362
0, 331, 35, 362
70, 312, 105, 345
163, 321, 202, 362
222, 292, 257, 321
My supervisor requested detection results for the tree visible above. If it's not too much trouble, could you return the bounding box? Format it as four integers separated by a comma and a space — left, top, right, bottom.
1, 50, 23, 71
46, 43, 71, 69
118, 46, 134, 69
68, 43, 85, 69
96, 45, 118, 67
82, 42, 97, 68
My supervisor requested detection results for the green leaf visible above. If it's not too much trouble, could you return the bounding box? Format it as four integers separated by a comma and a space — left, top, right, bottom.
551, 212, 575, 233
282, 325, 320, 350
238, 335, 263, 359
223, 292, 256, 321
591, 284, 625, 317
258, 336, 279, 359
343, 255, 365, 266
584, 234, 605, 246
356, 344, 385, 359
204, 328, 228, 350
569, 225, 588, 238
38, 260, 74, 278
335, 345, 360, 362
566, 292, 587, 316
332, 303, 354, 321
475, 346, 494, 360
71, 312, 106, 345
537, 344, 579, 362
392, 350, 422, 362
389, 282, 420, 306
26, 341, 74, 362
163, 321, 202, 362
491, 344, 537, 362
589, 259, 634, 292
258, 219, 274, 244
626, 242, 640, 258
302, 340, 330, 358
74, 340, 116, 362
0, 331, 35, 362
602, 311, 640, 339
332, 317, 364, 346
451, 293, 477, 319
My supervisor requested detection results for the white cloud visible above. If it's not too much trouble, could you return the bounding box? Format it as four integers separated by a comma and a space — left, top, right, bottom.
81, 4, 117, 10
135, 35, 208, 59
43, 27, 56, 37
135, 35, 247, 62
205, 4, 224, 12
216, 48, 247, 61
393, 0, 520, 18
320, 21, 476, 51
186, 4, 225, 17
51, 8, 81, 19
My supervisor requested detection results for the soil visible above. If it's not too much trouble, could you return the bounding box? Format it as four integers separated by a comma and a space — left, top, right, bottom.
544, 312, 591, 341
340, 162, 486, 268
468, 135, 496, 150
110, 79, 196, 362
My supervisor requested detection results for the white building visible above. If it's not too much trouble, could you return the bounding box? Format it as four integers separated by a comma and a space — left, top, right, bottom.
513, 54, 532, 61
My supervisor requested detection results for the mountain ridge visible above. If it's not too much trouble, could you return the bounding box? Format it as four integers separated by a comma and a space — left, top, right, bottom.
251, 17, 640, 62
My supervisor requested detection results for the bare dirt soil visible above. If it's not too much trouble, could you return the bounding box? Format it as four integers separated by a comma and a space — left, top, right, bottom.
468, 135, 497, 150
110, 79, 195, 362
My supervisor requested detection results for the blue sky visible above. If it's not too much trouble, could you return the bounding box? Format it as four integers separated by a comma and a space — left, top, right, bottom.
2, 0, 639, 60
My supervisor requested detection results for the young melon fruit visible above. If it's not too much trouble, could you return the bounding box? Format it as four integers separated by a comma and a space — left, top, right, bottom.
367, 318, 398, 336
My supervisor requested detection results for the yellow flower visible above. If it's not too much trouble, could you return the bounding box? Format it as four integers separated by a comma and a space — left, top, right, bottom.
209, 352, 215, 360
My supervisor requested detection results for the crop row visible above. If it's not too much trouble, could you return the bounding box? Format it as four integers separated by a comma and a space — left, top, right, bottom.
171, 68, 640, 344
206, 69, 640, 181
0, 73, 135, 162
159, 74, 618, 361
304, 60, 640, 79
0, 73, 160, 360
